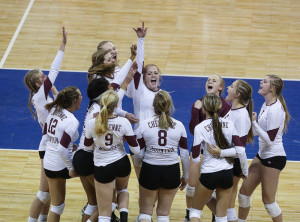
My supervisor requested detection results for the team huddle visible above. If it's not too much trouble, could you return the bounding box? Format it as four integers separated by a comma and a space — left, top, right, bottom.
24, 23, 289, 222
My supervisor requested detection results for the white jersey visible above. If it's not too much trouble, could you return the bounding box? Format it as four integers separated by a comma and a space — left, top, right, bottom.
76, 102, 100, 154
31, 50, 64, 151
85, 116, 139, 166
223, 107, 251, 147
43, 108, 79, 171
136, 116, 189, 179
253, 99, 286, 158
192, 118, 242, 174
126, 37, 160, 132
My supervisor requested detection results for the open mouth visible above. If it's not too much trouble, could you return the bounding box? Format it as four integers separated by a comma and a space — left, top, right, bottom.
207, 85, 213, 90
151, 79, 157, 85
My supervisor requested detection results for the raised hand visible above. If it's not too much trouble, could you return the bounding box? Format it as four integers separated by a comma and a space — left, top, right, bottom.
133, 22, 147, 38
60, 26, 67, 51
130, 44, 137, 61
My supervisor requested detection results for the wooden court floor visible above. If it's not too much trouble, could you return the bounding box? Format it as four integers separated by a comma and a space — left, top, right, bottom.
1, 0, 300, 221
0, 150, 299, 221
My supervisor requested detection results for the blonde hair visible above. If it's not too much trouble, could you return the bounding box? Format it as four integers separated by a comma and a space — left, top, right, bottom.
235, 80, 254, 143
94, 90, 119, 136
24, 69, 41, 119
153, 90, 174, 130
45, 86, 80, 114
267, 74, 290, 132
202, 94, 229, 149
97, 40, 113, 50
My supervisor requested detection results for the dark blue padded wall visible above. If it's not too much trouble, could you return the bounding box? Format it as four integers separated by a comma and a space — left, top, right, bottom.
0, 68, 299, 160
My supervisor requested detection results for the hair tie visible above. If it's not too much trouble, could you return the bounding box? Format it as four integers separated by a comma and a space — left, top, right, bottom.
161, 112, 165, 114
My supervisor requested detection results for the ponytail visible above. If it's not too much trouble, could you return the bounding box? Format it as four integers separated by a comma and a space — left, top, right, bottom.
45, 86, 79, 114
94, 90, 118, 136
246, 98, 254, 143
267, 74, 290, 133
24, 69, 40, 119
153, 90, 174, 130
278, 94, 290, 132
211, 112, 229, 149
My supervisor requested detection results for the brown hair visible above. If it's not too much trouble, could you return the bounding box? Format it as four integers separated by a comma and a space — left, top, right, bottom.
24, 69, 41, 119
87, 49, 116, 83
94, 90, 119, 136
45, 86, 80, 114
235, 80, 254, 143
153, 90, 174, 130
267, 74, 290, 132
202, 94, 229, 149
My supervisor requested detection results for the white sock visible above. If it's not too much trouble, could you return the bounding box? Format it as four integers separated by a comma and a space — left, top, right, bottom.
38, 214, 48, 222
28, 217, 37, 222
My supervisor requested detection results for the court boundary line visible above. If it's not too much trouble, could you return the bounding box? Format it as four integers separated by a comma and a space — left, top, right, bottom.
0, 148, 299, 163
1, 67, 300, 81
0, 0, 35, 68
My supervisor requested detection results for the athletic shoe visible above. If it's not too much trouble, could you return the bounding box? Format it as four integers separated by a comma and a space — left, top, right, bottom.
81, 202, 88, 216
111, 211, 120, 222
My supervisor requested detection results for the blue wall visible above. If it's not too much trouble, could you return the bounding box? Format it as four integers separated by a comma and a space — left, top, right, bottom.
1, 68, 299, 160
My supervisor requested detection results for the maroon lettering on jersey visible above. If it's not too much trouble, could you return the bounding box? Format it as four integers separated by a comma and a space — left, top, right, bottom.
179, 137, 188, 150
192, 144, 201, 159
267, 128, 279, 141
60, 132, 71, 148
43, 77, 53, 100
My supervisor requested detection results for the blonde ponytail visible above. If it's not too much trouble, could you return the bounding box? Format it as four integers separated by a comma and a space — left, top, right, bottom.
94, 90, 118, 136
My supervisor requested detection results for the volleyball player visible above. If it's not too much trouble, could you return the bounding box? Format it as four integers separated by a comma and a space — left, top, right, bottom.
189, 93, 245, 222
206, 80, 253, 222
238, 75, 289, 222
186, 74, 231, 222
84, 90, 140, 222
134, 90, 189, 222
24, 27, 67, 222
42, 86, 82, 222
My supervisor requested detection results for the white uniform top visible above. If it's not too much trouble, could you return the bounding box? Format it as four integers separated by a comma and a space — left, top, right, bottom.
221, 107, 251, 175
84, 116, 139, 167
76, 102, 100, 154
43, 108, 79, 172
126, 37, 160, 132
136, 116, 190, 179
253, 99, 286, 159
31, 50, 64, 151
192, 118, 243, 174
223, 107, 251, 147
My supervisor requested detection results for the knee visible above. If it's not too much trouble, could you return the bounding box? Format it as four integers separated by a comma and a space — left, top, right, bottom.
238, 193, 251, 208
50, 202, 65, 215
37, 190, 50, 204
264, 202, 281, 218
186, 184, 195, 197
262, 195, 274, 204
